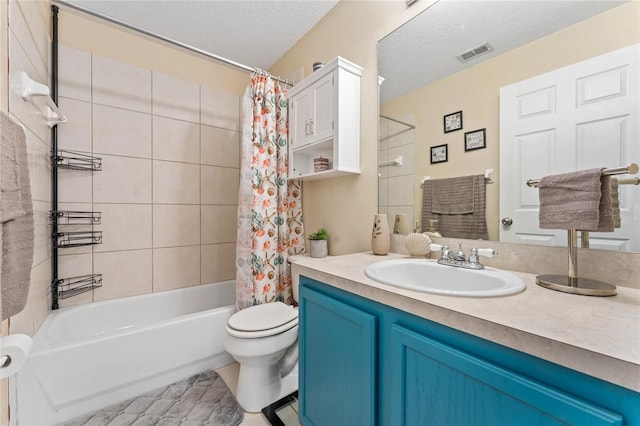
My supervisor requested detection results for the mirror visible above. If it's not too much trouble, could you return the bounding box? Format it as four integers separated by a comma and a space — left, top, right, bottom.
378, 0, 639, 252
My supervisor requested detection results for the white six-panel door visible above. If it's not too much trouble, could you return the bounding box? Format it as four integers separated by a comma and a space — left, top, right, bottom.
500, 44, 639, 251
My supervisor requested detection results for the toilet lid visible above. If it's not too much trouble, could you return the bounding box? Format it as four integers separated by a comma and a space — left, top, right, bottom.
228, 302, 298, 333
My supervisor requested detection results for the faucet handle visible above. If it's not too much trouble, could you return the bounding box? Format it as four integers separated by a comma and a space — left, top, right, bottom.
477, 248, 498, 258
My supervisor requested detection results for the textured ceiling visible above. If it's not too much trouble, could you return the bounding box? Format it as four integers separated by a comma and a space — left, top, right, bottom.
379, 0, 628, 103
59, 0, 339, 72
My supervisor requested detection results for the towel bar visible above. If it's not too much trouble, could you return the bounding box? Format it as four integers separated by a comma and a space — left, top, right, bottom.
526, 163, 638, 187
525, 163, 638, 296
20, 71, 67, 127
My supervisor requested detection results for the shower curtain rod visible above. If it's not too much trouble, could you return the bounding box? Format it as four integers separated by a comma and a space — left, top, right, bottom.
51, 0, 295, 87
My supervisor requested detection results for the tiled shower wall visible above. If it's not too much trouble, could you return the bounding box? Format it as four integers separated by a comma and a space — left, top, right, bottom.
54, 44, 240, 307
6, 0, 53, 336
378, 114, 415, 233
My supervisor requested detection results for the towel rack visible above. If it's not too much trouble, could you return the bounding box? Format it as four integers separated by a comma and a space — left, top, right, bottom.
20, 71, 67, 127
421, 169, 495, 185
526, 163, 639, 187
379, 155, 403, 167
525, 163, 638, 297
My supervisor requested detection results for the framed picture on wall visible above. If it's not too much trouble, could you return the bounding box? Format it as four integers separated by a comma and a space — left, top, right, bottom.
443, 111, 463, 133
464, 128, 486, 151
430, 144, 448, 164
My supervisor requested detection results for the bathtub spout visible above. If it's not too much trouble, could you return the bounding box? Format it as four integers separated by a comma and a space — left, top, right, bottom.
280, 338, 298, 377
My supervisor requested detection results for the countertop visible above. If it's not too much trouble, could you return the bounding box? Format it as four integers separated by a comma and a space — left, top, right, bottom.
290, 252, 640, 392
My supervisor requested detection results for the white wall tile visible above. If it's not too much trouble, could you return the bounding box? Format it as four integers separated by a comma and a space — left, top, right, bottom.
388, 174, 414, 206
26, 128, 51, 203
201, 166, 239, 205
57, 98, 92, 153
201, 85, 240, 131
153, 204, 200, 248
201, 205, 237, 244
92, 55, 151, 113
93, 105, 152, 158
93, 155, 152, 204
58, 44, 92, 102
153, 246, 201, 291
201, 125, 240, 167
201, 243, 236, 284
94, 250, 153, 302
8, 31, 36, 132
153, 160, 200, 204
58, 171, 93, 204
152, 72, 200, 123
32, 201, 52, 266
93, 204, 152, 252
153, 116, 200, 164
32, 259, 53, 330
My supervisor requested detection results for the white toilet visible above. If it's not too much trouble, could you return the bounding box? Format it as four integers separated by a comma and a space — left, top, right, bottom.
224, 300, 299, 412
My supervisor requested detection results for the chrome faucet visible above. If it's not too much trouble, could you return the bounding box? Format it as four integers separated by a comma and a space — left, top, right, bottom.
433, 243, 497, 270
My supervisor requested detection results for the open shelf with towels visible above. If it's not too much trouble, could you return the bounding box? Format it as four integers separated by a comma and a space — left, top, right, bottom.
20, 71, 67, 127
56, 274, 103, 300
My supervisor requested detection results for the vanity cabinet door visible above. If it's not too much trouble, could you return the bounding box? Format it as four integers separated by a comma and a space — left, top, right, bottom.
389, 324, 623, 426
299, 283, 377, 426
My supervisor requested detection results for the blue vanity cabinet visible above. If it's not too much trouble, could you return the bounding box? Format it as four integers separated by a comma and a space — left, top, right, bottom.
299, 276, 640, 426
390, 324, 623, 425
299, 280, 377, 426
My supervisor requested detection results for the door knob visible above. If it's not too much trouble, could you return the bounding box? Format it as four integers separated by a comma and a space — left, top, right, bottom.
501, 217, 513, 226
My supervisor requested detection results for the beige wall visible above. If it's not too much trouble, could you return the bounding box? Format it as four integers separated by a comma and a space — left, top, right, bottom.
381, 1, 640, 240
3, 1, 51, 424
270, 0, 435, 255
1, 0, 7, 423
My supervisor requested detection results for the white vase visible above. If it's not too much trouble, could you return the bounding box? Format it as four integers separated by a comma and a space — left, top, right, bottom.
310, 239, 328, 258
371, 214, 390, 255
394, 214, 410, 235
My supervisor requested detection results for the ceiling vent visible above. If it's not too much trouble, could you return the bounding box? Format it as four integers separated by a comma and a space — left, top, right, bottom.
456, 42, 494, 63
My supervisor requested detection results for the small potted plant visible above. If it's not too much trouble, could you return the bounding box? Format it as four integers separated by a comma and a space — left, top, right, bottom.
308, 228, 328, 258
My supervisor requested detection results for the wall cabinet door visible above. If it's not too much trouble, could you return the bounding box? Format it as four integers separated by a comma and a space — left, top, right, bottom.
290, 73, 333, 149
389, 324, 623, 426
299, 283, 377, 426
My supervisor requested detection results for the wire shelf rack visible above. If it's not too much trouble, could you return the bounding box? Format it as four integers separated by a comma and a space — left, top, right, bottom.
54, 150, 102, 171
54, 231, 103, 248
49, 210, 102, 226
56, 274, 103, 299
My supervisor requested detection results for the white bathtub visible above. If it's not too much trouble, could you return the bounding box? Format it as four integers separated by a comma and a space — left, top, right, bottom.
13, 281, 237, 425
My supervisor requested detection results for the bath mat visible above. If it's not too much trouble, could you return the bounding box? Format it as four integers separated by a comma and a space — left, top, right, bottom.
60, 370, 244, 426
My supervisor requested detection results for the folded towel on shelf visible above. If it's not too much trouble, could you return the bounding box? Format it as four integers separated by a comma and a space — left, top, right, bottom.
422, 174, 488, 240
538, 168, 614, 232
1, 111, 35, 321
610, 178, 621, 228
431, 175, 475, 214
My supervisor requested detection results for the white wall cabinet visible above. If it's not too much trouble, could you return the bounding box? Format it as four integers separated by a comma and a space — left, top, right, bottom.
288, 56, 362, 180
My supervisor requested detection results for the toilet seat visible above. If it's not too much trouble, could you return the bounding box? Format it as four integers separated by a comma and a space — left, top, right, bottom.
227, 302, 298, 338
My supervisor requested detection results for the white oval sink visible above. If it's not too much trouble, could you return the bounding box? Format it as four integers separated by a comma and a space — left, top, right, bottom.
364, 259, 525, 297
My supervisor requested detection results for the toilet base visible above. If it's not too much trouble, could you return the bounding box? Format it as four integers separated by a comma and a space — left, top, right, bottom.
236, 362, 298, 413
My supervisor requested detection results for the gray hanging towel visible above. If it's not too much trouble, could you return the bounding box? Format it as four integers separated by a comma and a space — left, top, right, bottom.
431, 175, 475, 214
538, 168, 614, 232
1, 111, 35, 321
422, 175, 488, 240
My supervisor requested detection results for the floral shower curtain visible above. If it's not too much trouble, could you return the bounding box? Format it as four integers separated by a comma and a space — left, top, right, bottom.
236, 73, 305, 310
